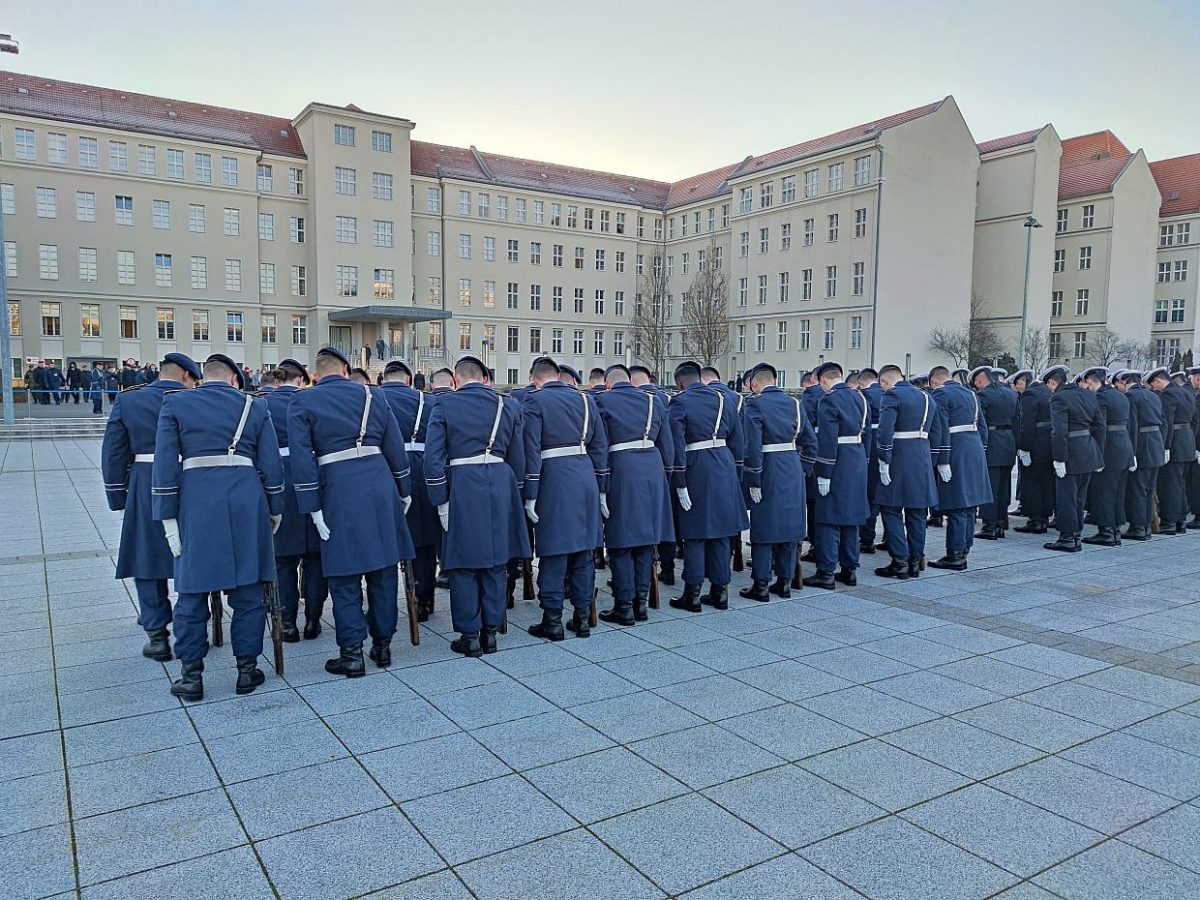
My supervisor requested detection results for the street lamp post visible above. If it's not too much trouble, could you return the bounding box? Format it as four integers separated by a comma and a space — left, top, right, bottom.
1017, 215, 1042, 369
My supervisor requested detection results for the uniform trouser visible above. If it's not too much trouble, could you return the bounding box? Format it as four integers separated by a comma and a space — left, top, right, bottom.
881, 507, 927, 561
1126, 467, 1159, 528
506, 521, 537, 579
814, 524, 859, 574
134, 578, 171, 633
1090, 467, 1127, 529
537, 551, 595, 614
860, 505, 879, 546
609, 546, 652, 605
174, 583, 264, 663
751, 542, 797, 583
275, 553, 328, 621
982, 466, 1012, 525
1187, 462, 1200, 517
92, 391, 103, 414
1158, 461, 1189, 524
447, 565, 506, 635
1022, 461, 1056, 520
682, 537, 732, 586
327, 567, 398, 648
944, 508, 975, 554
412, 545, 437, 602
1054, 473, 1091, 536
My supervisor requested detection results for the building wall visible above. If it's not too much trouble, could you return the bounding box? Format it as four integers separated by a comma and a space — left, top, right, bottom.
1106, 153, 1161, 347
1153, 212, 1200, 362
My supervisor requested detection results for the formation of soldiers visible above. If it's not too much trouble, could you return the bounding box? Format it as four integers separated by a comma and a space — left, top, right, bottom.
101, 347, 1200, 698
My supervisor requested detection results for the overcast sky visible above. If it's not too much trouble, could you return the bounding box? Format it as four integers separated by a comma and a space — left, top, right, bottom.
5, 0, 1198, 180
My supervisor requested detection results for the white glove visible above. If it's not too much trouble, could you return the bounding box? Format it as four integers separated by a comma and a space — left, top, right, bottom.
1095, 467, 1104, 473
938, 465, 952, 483
599, 493, 610, 519
401, 495, 412, 515
879, 462, 891, 487
1164, 449, 1171, 466
162, 519, 182, 557
677, 487, 693, 511
525, 499, 540, 523
1196, 451, 1200, 464
1054, 461, 1067, 479
438, 502, 449, 531
310, 510, 331, 541
817, 477, 831, 496
749, 486, 763, 504
1129, 457, 1138, 473
270, 514, 282, 535
1018, 450, 1032, 467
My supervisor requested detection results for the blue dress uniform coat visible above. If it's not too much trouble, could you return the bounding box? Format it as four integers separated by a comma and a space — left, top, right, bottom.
1157, 382, 1197, 525
812, 382, 870, 573
1049, 382, 1106, 537
933, 380, 991, 556
379, 382, 441, 549
860, 381, 885, 543
1017, 381, 1055, 522
1125, 383, 1166, 530
1089, 385, 1133, 530
977, 381, 1019, 527
876, 380, 946, 563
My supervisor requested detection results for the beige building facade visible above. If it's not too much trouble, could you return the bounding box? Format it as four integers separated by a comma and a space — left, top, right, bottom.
1150, 154, 1200, 366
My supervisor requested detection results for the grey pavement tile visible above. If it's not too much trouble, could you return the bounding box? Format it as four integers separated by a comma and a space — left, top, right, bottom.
203, 718, 349, 785
1062, 732, 1200, 800
689, 608, 780, 637
877, 573, 997, 600
1035, 838, 1200, 899
731, 659, 856, 702
801, 739, 969, 812
1075, 666, 1200, 708
401, 773, 576, 865
0, 730, 62, 784
426, 678, 555, 730
393, 657, 507, 697
1079, 623, 1192, 653
0, 692, 59, 737
799, 616, 899, 646
800, 645, 917, 683
744, 599, 837, 626
988, 756, 1176, 835
882, 717, 1043, 779
859, 633, 974, 667
803, 594, 887, 616
704, 765, 884, 849
591, 793, 784, 895
799, 685, 940, 736
256, 807, 443, 900
799, 816, 1017, 900
671, 636, 786, 673
1020, 682, 1163, 729
852, 606, 946, 634
64, 708, 199, 768
1120, 802, 1200, 874
295, 671, 417, 716
1124, 711, 1200, 757
50, 634, 147, 668
719, 703, 867, 761
472, 709, 614, 770
361, 871, 472, 900
599, 648, 715, 689
558, 628, 660, 662
483, 640, 590, 678
524, 745, 688, 824
736, 625, 846, 658
903, 783, 1104, 877
873, 670, 1004, 715
678, 853, 861, 899
630, 618, 724, 649
934, 656, 1062, 695
81, 845, 273, 900
227, 756, 390, 840
55, 656, 165, 696
629, 722, 785, 789
570, 691, 705, 743
185, 688, 314, 742
457, 827, 665, 900
69, 742, 219, 818
920, 622, 1024, 653
0, 770, 67, 838
74, 788, 247, 886
989, 643, 1110, 678
326, 696, 461, 754
654, 674, 782, 721
56, 678, 179, 728
992, 884, 1065, 899
523, 663, 638, 708
0, 822, 75, 899
956, 698, 1108, 753
361, 731, 511, 803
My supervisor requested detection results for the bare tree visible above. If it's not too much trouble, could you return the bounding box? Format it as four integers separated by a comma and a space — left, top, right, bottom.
1022, 326, 1051, 373
928, 294, 1006, 368
681, 237, 731, 366
1090, 327, 1126, 366
928, 321, 971, 368
629, 240, 671, 378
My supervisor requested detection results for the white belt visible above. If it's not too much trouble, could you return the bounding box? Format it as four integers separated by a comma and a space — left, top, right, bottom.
893, 431, 929, 440
685, 438, 727, 452
761, 442, 796, 453
317, 446, 382, 466
450, 452, 504, 466
406, 442, 425, 453
610, 439, 655, 453
837, 435, 862, 444
948, 424, 978, 433
541, 445, 588, 460
278, 446, 290, 457
133, 454, 154, 463
181, 454, 254, 471
870, 423, 879, 429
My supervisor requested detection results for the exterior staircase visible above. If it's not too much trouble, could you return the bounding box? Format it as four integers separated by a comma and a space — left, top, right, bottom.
0, 418, 107, 441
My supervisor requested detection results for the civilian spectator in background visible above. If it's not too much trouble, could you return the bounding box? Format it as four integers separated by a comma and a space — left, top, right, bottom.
67, 362, 83, 403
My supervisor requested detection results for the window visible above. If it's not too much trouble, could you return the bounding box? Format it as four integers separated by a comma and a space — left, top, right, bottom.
755, 322, 766, 352
828, 162, 845, 192
850, 316, 863, 349
697, 249, 706, 272
114, 195, 134, 226
802, 269, 813, 300
1171, 298, 1185, 323
758, 274, 768, 305
1154, 299, 1168, 324
428, 322, 444, 350
781, 175, 796, 203
336, 265, 358, 297
1, 183, 13, 214
594, 289, 604, 315
532, 200, 544, 224
189, 204, 206, 233
827, 214, 839, 242
1078, 246, 1091, 270
715, 246, 723, 270
190, 256, 207, 289
614, 291, 625, 316
594, 330, 605, 355
194, 152, 212, 182
825, 265, 837, 298
1051, 291, 1063, 317
636, 254, 644, 275
1056, 208, 1068, 232
459, 234, 472, 259
193, 310, 210, 342
496, 196, 508, 220
1160, 223, 1191, 246
1074, 331, 1087, 358
334, 124, 356, 146
551, 286, 562, 312
1075, 289, 1089, 316
484, 280, 496, 308
14, 127, 35, 160
220, 157, 238, 186
36, 186, 56, 218
779, 271, 790, 302
573, 330, 584, 354
258, 212, 275, 240
456, 278, 472, 307
223, 207, 240, 236
334, 166, 356, 195
39, 244, 59, 280
581, 207, 594, 230
758, 228, 769, 254
737, 324, 746, 353
81, 304, 101, 338
853, 155, 872, 187
850, 261, 865, 296
254, 162, 273, 192
78, 136, 99, 168
1174, 260, 1189, 282
616, 211, 626, 234
371, 129, 392, 152
575, 247, 585, 269
596, 248, 606, 271
426, 231, 441, 256
507, 282, 519, 310
567, 205, 579, 228
800, 318, 811, 350
288, 167, 304, 196
1053, 249, 1065, 272
531, 242, 542, 265
424, 186, 441, 213
707, 208, 715, 231
373, 219, 394, 248
291, 314, 308, 345
224, 258, 242, 291
722, 204, 730, 228
456, 190, 471, 215
738, 277, 748, 307
477, 193, 491, 218
426, 276, 439, 304
507, 327, 519, 352
515, 198, 527, 223
739, 187, 753, 213
41, 302, 61, 336
136, 144, 157, 175
154, 253, 173, 287
1081, 204, 1094, 229
227, 311, 244, 343
78, 247, 98, 282
252, 312, 274, 345
804, 219, 815, 247
854, 208, 868, 238
574, 289, 584, 314
760, 181, 774, 209
653, 217, 663, 240
614, 331, 625, 355
155, 308, 174, 341
119, 306, 138, 339
372, 172, 393, 200
780, 222, 792, 251
109, 140, 128, 173
739, 231, 750, 258
507, 239, 519, 263
481, 236, 494, 261
459, 323, 473, 350
823, 317, 835, 350
777, 320, 788, 351
552, 244, 563, 267
259, 262, 276, 295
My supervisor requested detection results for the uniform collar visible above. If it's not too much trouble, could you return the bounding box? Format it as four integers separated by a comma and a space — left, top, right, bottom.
762, 385, 782, 394
540, 379, 569, 390
611, 381, 635, 391
199, 380, 239, 392
317, 373, 347, 385
459, 381, 494, 393
275, 384, 298, 394
155, 379, 184, 390
432, 386, 452, 393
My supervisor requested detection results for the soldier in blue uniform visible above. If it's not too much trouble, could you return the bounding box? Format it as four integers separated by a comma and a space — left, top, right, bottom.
799, 371, 825, 561
1187, 366, 1200, 528
102, 353, 202, 662
427, 368, 456, 588
802, 362, 870, 589
1082, 367, 1134, 545
1117, 370, 1166, 540
632, 364, 678, 585
587, 368, 607, 397
424, 356, 529, 656
702, 366, 749, 570
1149, 367, 1197, 534
668, 361, 747, 610
739, 363, 816, 601
595, 364, 675, 624
927, 366, 986, 571
1014, 372, 1054, 533
287, 347, 415, 676
971, 366, 1018, 539
152, 354, 284, 700
1043, 365, 1106, 552
873, 365, 946, 579
263, 358, 328, 641
856, 368, 884, 554
379, 359, 441, 621
558, 364, 582, 388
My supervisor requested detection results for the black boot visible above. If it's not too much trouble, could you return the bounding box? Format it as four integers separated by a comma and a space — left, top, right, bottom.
800, 547, 818, 563
835, 568, 857, 587
670, 583, 704, 612
633, 595, 649, 622
170, 659, 204, 701
974, 523, 1001, 540
1082, 528, 1119, 547
1043, 534, 1081, 553
803, 570, 837, 590
907, 557, 921, 578
416, 599, 434, 623
1188, 517, 1200, 531
927, 514, 944, 528
658, 565, 676, 586
928, 551, 967, 571
142, 628, 173, 662
325, 644, 366, 677
481, 627, 498, 654
303, 613, 322, 640
859, 540, 877, 555
1175, 522, 1188, 535
874, 558, 910, 580
435, 571, 449, 590
769, 576, 791, 599
702, 585, 729, 610
369, 637, 392, 668
595, 549, 607, 570
235, 656, 265, 695
565, 608, 592, 638
1014, 518, 1047, 534
528, 610, 565, 641
280, 614, 300, 643
739, 581, 770, 602
1122, 525, 1151, 541
505, 575, 517, 608
451, 633, 483, 657
599, 602, 636, 626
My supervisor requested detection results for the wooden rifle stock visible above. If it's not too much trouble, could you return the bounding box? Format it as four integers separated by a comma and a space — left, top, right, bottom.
589, 588, 598, 628
264, 581, 285, 675
649, 548, 661, 609
791, 542, 803, 589
522, 558, 535, 602
732, 535, 744, 572
401, 561, 420, 646
210, 592, 223, 647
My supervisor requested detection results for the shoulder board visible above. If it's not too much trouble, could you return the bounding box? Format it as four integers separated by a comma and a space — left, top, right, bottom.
122, 384, 145, 392
253, 390, 272, 398
162, 388, 187, 394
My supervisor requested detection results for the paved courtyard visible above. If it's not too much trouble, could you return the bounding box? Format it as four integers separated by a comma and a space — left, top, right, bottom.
3, 438, 1200, 899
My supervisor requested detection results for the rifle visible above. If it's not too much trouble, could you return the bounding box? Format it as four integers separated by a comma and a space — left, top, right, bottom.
210, 592, 224, 647
791, 541, 803, 590
522, 558, 535, 602
595, 546, 607, 570
649, 547, 660, 610
264, 581, 285, 675
589, 588, 598, 629
732, 534, 744, 572
400, 560, 420, 646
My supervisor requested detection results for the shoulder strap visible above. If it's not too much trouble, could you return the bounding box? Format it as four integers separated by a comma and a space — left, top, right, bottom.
357, 384, 373, 448
713, 388, 726, 440
793, 396, 802, 440
412, 391, 426, 443
644, 390, 655, 441
229, 394, 253, 455
860, 392, 869, 434
485, 394, 504, 454
580, 390, 590, 450
921, 391, 930, 436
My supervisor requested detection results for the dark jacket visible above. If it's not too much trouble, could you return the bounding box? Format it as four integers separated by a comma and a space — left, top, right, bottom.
67, 366, 83, 389
1094, 385, 1133, 472
978, 382, 1018, 467
1159, 383, 1197, 462
1050, 382, 1105, 474
1017, 382, 1053, 463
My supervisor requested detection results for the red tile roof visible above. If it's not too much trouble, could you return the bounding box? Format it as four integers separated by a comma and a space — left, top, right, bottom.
1150, 153, 1200, 217
1060, 130, 1130, 169
977, 128, 1043, 155
0, 70, 305, 157
1058, 131, 1134, 200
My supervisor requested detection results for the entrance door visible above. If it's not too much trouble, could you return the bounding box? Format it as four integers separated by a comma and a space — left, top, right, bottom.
328, 325, 352, 357
389, 326, 405, 359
